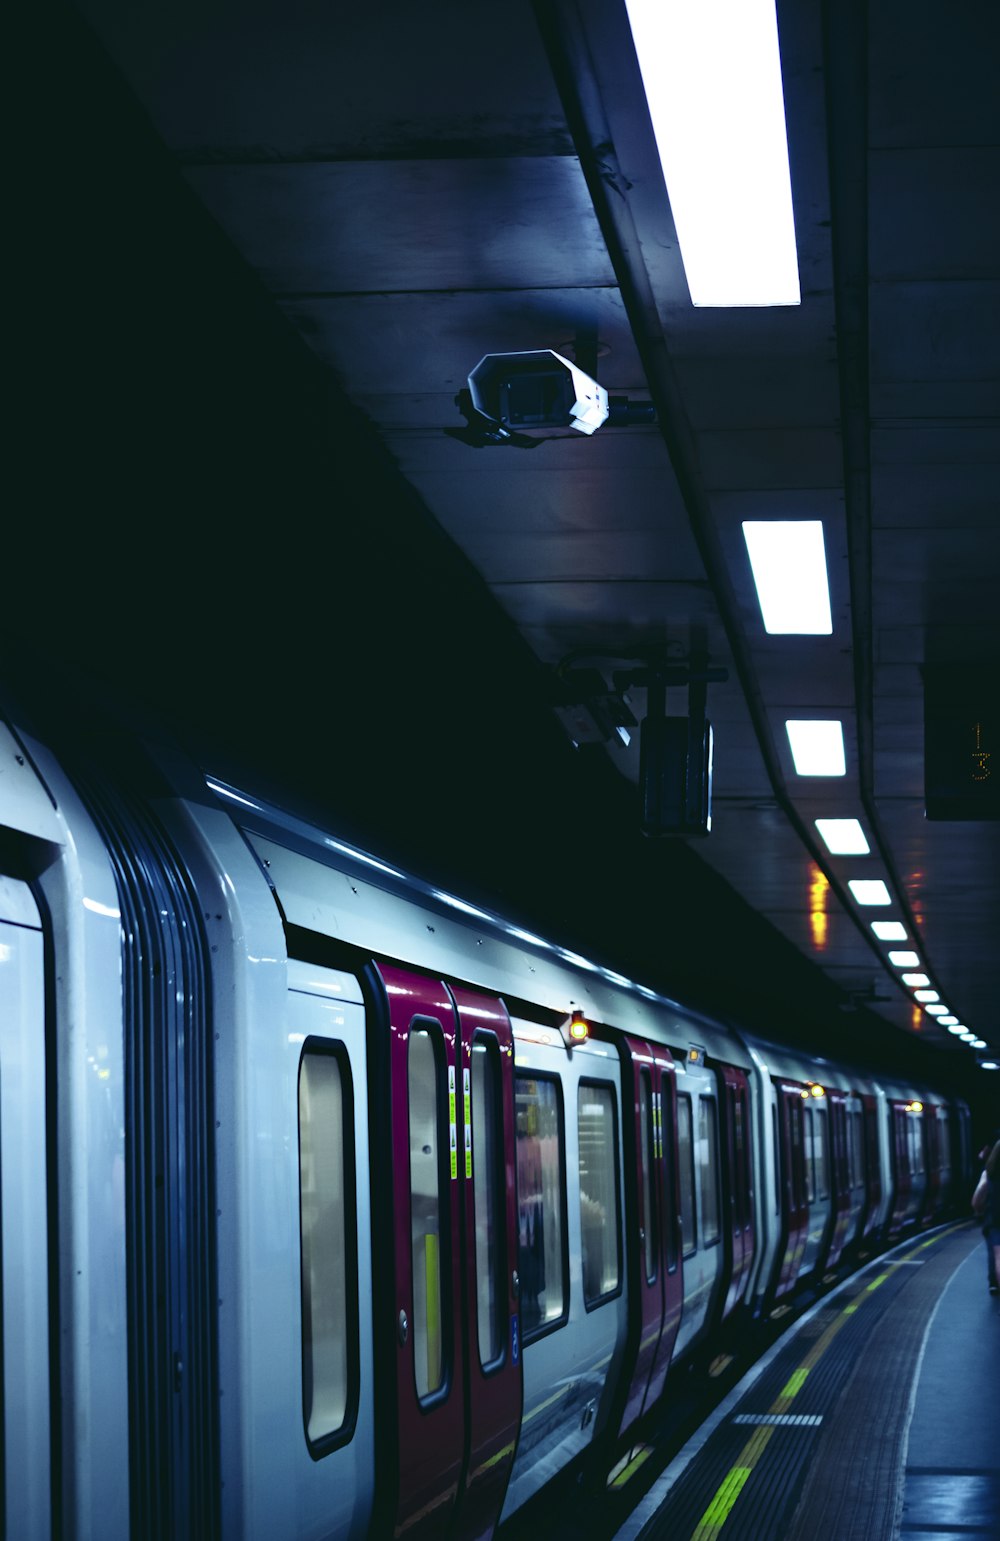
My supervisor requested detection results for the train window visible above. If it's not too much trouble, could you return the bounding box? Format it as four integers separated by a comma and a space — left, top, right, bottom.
639, 1071, 657, 1284
516, 1074, 567, 1340
663, 1081, 679, 1274
803, 1105, 816, 1203
677, 1093, 696, 1255
910, 1116, 924, 1177
298, 1041, 359, 1452
790, 1095, 805, 1208
814, 1107, 829, 1200
738, 1087, 753, 1228
471, 1035, 505, 1370
937, 1112, 950, 1175
848, 1108, 865, 1190
579, 1082, 621, 1306
698, 1097, 720, 1246
408, 1025, 448, 1401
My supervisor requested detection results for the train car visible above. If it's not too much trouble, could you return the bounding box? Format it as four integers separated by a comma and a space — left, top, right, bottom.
0, 702, 970, 1541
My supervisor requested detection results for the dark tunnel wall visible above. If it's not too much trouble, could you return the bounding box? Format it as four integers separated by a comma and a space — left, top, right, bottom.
12, 5, 994, 1126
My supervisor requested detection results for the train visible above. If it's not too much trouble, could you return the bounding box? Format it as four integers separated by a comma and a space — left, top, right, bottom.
0, 695, 972, 1541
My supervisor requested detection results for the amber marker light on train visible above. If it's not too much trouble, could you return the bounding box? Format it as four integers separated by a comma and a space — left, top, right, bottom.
568, 1010, 589, 1044
809, 1084, 826, 1097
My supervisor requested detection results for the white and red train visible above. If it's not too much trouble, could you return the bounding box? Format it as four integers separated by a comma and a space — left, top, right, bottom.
0, 702, 971, 1541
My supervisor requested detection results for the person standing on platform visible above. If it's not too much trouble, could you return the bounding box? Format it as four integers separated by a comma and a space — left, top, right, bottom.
972, 1135, 1000, 1295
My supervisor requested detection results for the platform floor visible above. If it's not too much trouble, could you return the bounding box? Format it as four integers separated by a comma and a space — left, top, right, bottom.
615, 1221, 999, 1541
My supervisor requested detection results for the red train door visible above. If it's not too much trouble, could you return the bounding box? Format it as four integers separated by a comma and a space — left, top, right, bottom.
642, 1047, 682, 1416
775, 1084, 808, 1299
379, 964, 521, 1541
720, 1068, 754, 1317
859, 1094, 882, 1243
825, 1092, 852, 1268
616, 1037, 683, 1442
451, 986, 522, 1541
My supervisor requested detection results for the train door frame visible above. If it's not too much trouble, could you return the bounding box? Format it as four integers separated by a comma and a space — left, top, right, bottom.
773, 1083, 809, 1300
719, 1066, 754, 1319
0, 880, 51, 1541
501, 1025, 627, 1523
288, 961, 376, 1540
613, 1035, 682, 1442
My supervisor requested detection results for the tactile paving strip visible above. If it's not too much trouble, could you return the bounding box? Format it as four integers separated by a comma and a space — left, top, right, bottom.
635, 1225, 977, 1541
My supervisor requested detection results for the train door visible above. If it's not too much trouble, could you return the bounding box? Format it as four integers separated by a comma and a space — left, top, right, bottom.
378, 964, 520, 1541
858, 1093, 882, 1242
615, 1038, 681, 1439
0, 879, 51, 1541
888, 1102, 912, 1238
451, 986, 521, 1541
642, 1047, 681, 1414
719, 1067, 754, 1317
825, 1092, 852, 1268
774, 1084, 808, 1299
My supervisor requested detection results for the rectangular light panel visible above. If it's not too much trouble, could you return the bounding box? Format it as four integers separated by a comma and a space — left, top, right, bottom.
743, 523, 833, 633
901, 973, 930, 987
786, 720, 846, 776
848, 879, 891, 906
875, 927, 908, 945
624, 0, 800, 306
814, 818, 869, 855
886, 946, 919, 963
913, 990, 940, 1003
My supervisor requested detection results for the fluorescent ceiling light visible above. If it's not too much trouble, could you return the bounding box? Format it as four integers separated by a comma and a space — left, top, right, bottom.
624, 0, 800, 306
925, 1004, 947, 1016
786, 720, 846, 776
938, 1015, 959, 1026
814, 818, 869, 855
901, 973, 929, 987
947, 1024, 966, 1035
981, 1061, 999, 1071
743, 523, 832, 634
970, 1038, 987, 1049
959, 1030, 976, 1041
879, 930, 911, 948
913, 989, 940, 1003
848, 879, 891, 906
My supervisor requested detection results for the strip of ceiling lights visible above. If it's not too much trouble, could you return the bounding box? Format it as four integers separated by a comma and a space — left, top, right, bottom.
535, 0, 986, 1059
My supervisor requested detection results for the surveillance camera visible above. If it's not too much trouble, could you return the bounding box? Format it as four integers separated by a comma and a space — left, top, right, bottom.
467, 350, 609, 437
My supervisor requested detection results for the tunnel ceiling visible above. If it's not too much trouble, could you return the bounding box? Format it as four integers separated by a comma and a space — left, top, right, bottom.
72, 0, 1000, 1064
